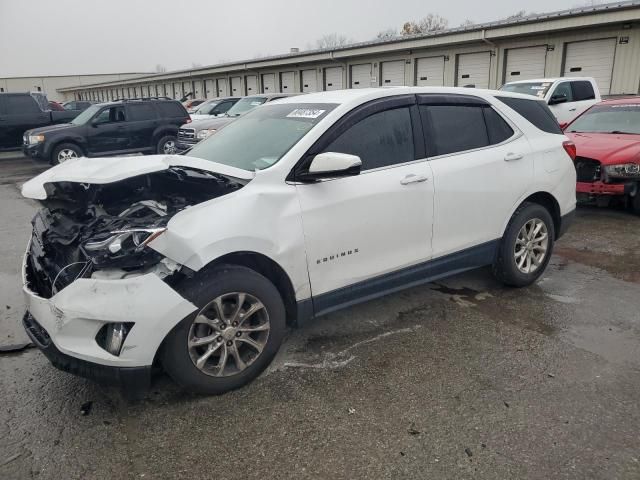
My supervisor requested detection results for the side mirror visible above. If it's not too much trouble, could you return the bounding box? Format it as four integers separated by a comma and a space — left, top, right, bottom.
559, 122, 569, 131
548, 94, 568, 105
298, 152, 362, 182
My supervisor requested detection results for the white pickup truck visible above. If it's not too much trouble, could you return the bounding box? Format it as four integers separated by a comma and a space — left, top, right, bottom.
500, 77, 601, 125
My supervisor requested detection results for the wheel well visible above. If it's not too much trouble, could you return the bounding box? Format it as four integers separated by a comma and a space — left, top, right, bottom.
522, 192, 561, 239
210, 252, 299, 327
49, 139, 83, 157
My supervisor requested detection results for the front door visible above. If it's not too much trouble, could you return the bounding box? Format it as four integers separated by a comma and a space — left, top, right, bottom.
295, 98, 434, 309
86, 105, 130, 154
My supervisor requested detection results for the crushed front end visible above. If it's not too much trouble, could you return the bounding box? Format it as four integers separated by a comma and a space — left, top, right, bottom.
21, 165, 246, 389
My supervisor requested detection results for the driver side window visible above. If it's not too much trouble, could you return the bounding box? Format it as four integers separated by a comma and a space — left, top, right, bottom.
552, 82, 573, 102
94, 106, 126, 124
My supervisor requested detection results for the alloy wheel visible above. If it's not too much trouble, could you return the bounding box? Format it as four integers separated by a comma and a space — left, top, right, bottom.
514, 218, 549, 274
187, 292, 270, 377
57, 148, 78, 163
163, 140, 176, 154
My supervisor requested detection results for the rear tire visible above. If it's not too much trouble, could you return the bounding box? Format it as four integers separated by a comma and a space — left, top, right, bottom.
156, 135, 177, 155
50, 142, 83, 165
492, 202, 555, 287
161, 264, 286, 395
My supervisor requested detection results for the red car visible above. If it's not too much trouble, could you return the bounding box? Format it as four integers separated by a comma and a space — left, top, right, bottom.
563, 97, 640, 214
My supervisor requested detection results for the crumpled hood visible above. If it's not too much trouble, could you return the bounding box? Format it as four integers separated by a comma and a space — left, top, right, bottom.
22, 154, 254, 200
566, 132, 640, 166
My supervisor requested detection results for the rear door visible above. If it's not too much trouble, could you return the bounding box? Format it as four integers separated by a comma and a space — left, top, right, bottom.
126, 103, 159, 152
86, 105, 130, 154
295, 96, 434, 308
0, 95, 49, 148
420, 95, 532, 257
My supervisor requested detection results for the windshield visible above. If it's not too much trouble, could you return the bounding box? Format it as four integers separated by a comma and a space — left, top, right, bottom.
187, 103, 337, 171
500, 82, 552, 100
225, 97, 267, 117
193, 101, 220, 115
71, 104, 101, 125
567, 104, 640, 134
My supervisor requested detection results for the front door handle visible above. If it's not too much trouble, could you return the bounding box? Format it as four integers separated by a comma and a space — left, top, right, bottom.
504, 152, 524, 162
400, 174, 429, 185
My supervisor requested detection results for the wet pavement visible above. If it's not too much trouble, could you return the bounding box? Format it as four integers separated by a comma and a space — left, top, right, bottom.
1, 152, 639, 479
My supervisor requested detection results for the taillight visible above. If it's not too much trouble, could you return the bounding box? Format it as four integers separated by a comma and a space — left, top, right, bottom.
563, 140, 577, 161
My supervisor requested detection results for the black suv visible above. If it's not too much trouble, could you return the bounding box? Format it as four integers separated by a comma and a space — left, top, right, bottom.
22, 98, 190, 164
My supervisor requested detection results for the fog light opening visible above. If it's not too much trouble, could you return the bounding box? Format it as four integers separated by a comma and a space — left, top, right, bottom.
96, 322, 134, 356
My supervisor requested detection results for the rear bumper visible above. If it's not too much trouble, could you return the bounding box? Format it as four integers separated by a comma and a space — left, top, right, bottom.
24, 312, 152, 390
576, 181, 634, 196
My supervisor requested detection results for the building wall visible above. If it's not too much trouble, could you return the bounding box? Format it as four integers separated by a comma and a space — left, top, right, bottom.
0, 73, 148, 102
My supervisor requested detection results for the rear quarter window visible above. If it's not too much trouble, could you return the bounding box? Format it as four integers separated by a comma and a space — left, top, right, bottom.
496, 96, 562, 134
156, 101, 188, 118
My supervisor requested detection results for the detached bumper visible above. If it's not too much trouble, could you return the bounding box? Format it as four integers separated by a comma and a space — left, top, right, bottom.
22, 248, 198, 372
576, 181, 634, 196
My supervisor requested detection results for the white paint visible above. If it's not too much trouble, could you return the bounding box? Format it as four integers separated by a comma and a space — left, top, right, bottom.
380, 60, 406, 86
416, 57, 445, 86
504, 46, 547, 83
351, 63, 372, 89
301, 69, 317, 92
324, 67, 343, 91
457, 52, 491, 88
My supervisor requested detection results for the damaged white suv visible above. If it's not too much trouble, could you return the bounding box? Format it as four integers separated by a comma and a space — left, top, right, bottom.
21, 88, 576, 395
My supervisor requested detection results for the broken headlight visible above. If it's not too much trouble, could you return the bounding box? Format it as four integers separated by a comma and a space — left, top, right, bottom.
82, 227, 167, 270
604, 163, 640, 179
84, 227, 166, 254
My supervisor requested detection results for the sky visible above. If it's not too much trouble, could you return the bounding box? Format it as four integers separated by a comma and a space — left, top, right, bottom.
0, 0, 589, 77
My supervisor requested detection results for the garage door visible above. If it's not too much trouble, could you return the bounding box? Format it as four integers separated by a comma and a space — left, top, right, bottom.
217, 78, 228, 97
416, 57, 445, 86
302, 69, 318, 92
245, 75, 258, 95
230, 77, 242, 96
324, 67, 343, 90
183, 81, 193, 96
380, 60, 405, 86
563, 38, 616, 95
351, 63, 372, 89
194, 80, 204, 98
173, 83, 182, 99
204, 80, 215, 98
504, 46, 547, 83
280, 71, 295, 92
163, 84, 171, 98
262, 73, 276, 93
457, 52, 491, 88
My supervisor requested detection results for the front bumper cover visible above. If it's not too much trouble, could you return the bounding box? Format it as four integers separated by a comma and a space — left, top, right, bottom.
576, 180, 634, 196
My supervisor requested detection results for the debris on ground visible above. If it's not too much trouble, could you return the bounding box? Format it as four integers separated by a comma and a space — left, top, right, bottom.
1, 453, 22, 466
465, 448, 473, 457
348, 407, 356, 415
408, 424, 421, 435
0, 342, 35, 354
80, 401, 93, 416
548, 373, 556, 378
504, 401, 510, 408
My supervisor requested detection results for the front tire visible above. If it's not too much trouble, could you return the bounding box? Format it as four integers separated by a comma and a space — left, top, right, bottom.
161, 265, 286, 395
492, 202, 555, 287
51, 142, 83, 165
156, 135, 177, 155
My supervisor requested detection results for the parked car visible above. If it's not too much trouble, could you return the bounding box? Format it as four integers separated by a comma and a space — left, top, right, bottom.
22, 98, 190, 164
0, 92, 80, 149
563, 97, 640, 213
183, 98, 205, 113
500, 77, 601, 124
21, 87, 576, 395
176, 93, 299, 152
190, 97, 240, 121
62, 100, 95, 111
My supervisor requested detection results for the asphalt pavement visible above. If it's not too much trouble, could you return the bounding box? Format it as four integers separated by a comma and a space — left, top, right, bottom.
1, 152, 639, 480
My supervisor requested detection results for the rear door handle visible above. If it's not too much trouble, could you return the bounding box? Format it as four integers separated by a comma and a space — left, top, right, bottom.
504, 152, 524, 162
400, 174, 429, 185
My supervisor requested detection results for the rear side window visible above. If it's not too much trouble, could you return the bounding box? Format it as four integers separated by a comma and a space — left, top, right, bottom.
496, 96, 562, 134
156, 101, 187, 118
128, 103, 157, 121
323, 107, 414, 171
483, 108, 514, 144
571, 81, 595, 101
422, 105, 488, 155
4, 95, 40, 114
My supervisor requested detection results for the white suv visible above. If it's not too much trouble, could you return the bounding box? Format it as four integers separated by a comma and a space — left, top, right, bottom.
21, 87, 577, 395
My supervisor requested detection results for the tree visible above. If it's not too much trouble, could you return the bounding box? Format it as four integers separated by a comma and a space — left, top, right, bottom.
504, 10, 527, 20
315, 33, 351, 49
155, 64, 167, 73
460, 19, 474, 27
401, 13, 448, 36
376, 28, 397, 40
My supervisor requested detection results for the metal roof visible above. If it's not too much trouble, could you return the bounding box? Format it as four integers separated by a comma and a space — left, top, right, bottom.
61, 0, 640, 91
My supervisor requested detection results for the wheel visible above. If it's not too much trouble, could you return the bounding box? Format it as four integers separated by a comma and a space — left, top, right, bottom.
156, 135, 177, 155
161, 265, 286, 395
492, 202, 555, 287
631, 192, 640, 215
51, 143, 82, 165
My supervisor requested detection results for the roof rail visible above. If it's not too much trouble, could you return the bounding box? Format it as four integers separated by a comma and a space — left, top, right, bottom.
110, 96, 173, 102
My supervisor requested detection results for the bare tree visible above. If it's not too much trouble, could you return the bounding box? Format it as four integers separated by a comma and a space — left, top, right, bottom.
376, 28, 397, 40
401, 13, 449, 36
155, 64, 167, 73
504, 10, 528, 20
315, 33, 351, 49
460, 19, 475, 28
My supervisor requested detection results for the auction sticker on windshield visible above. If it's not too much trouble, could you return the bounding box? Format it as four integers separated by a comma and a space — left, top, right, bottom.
287, 109, 326, 119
